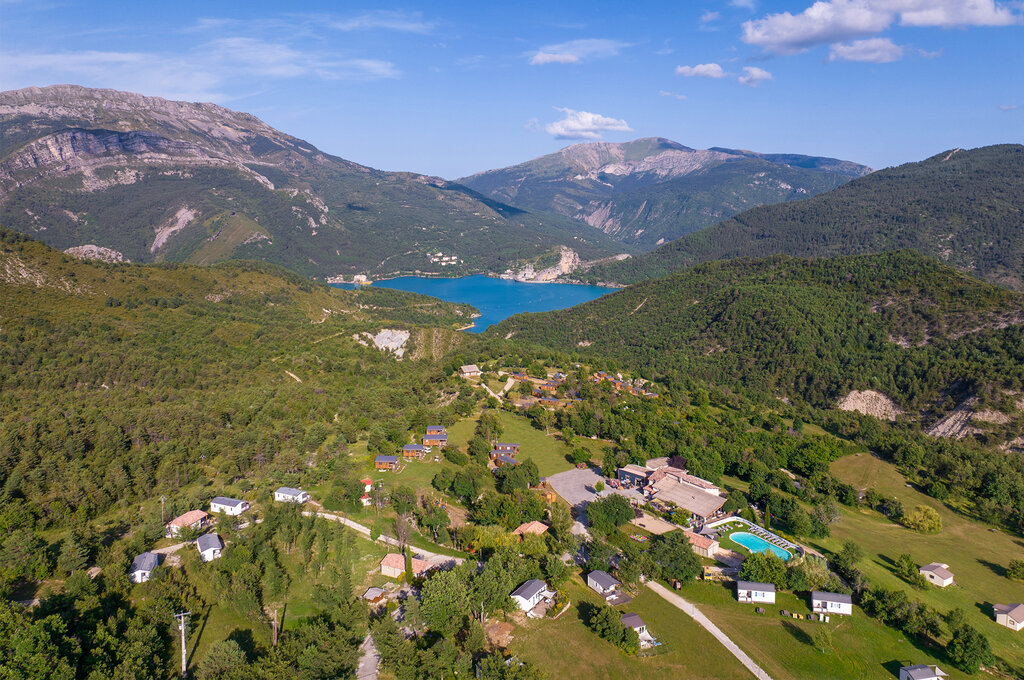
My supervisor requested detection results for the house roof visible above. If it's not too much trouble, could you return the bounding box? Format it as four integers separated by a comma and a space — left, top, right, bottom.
496, 454, 519, 465
424, 433, 448, 441
588, 570, 620, 590
737, 580, 775, 592
920, 562, 954, 580
812, 591, 852, 604
645, 457, 669, 470
512, 521, 549, 536
496, 442, 519, 448
211, 496, 246, 508
684, 530, 717, 551
404, 444, 425, 450
994, 603, 1024, 619
677, 473, 719, 491
619, 464, 651, 477
460, 364, 481, 372
652, 480, 727, 518
511, 579, 547, 601
363, 587, 386, 600
900, 665, 947, 680
197, 533, 223, 552
380, 552, 430, 575
375, 455, 398, 463
621, 613, 645, 629
426, 425, 445, 431
168, 509, 208, 528
276, 486, 306, 497
130, 552, 159, 573
360, 478, 372, 485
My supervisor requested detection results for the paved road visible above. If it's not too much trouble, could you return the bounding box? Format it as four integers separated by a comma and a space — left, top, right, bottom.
356, 634, 380, 680
303, 510, 465, 568
547, 467, 644, 511
646, 580, 772, 680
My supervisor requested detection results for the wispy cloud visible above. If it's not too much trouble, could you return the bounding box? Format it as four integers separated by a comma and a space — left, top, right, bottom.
659, 90, 687, 100
918, 48, 943, 59
742, 0, 1020, 56
528, 38, 631, 65
829, 37, 904, 63
738, 66, 773, 86
701, 10, 721, 23
1000, 104, 1020, 111
544, 107, 632, 140
731, 0, 757, 9
326, 10, 437, 34
675, 62, 729, 78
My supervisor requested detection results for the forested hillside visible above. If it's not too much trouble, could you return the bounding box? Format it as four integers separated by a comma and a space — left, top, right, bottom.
494, 251, 1024, 415
0, 85, 626, 279
581, 144, 1024, 289
459, 137, 868, 250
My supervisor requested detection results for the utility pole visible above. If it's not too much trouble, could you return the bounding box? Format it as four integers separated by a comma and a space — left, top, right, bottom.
160, 495, 167, 524
174, 611, 190, 677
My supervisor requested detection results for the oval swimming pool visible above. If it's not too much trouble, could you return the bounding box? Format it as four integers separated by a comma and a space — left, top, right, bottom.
730, 531, 791, 561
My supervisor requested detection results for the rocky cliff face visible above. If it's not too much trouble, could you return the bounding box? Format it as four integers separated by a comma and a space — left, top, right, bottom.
0, 85, 625, 277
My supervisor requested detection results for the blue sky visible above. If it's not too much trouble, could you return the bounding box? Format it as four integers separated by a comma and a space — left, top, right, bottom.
1, 1, 1021, 178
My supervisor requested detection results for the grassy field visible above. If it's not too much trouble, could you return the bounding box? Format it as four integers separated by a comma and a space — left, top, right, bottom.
827, 453, 1024, 674
510, 577, 751, 680
680, 580, 968, 680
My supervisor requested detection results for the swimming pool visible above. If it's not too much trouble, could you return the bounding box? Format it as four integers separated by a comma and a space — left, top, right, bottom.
730, 531, 791, 561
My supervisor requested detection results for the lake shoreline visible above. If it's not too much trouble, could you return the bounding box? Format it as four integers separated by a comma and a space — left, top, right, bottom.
327, 271, 625, 289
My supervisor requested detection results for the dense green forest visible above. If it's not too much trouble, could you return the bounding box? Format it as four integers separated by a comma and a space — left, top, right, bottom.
496, 251, 1024, 413
581, 144, 1024, 289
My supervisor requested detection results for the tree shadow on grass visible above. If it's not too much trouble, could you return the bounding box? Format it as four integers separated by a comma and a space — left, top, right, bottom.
227, 628, 261, 661
576, 600, 599, 627
978, 559, 1007, 578
779, 620, 813, 646
880, 659, 904, 677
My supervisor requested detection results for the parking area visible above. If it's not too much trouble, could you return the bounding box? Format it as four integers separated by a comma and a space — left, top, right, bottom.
547, 468, 645, 522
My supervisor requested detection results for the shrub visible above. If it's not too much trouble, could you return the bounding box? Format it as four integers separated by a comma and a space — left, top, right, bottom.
902, 505, 942, 534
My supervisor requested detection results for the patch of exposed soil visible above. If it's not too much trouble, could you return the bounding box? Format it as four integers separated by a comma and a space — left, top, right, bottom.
836, 390, 903, 421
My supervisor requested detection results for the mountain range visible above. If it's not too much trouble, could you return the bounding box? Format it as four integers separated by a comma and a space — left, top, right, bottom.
580, 144, 1024, 289
458, 137, 871, 250
0, 85, 627, 279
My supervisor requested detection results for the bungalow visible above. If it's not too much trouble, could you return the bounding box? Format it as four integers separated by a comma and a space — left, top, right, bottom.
363, 587, 387, 605
587, 570, 621, 597
274, 487, 311, 503
993, 603, 1024, 631
495, 454, 520, 467
423, 433, 448, 447
511, 520, 549, 537
425, 425, 447, 435
683, 530, 719, 558
166, 510, 209, 538
196, 533, 224, 562
899, 665, 948, 680
736, 580, 776, 604
375, 455, 399, 471
511, 371, 528, 380
538, 397, 560, 407
129, 552, 160, 583
511, 579, 550, 612
539, 382, 558, 393
459, 364, 482, 378
617, 464, 651, 488
209, 497, 249, 516
495, 442, 520, 455
379, 552, 431, 579
621, 612, 656, 648
811, 591, 853, 616
919, 562, 955, 588
403, 444, 425, 459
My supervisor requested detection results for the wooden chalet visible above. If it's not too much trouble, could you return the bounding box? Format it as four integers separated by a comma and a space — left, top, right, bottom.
495, 454, 520, 468
375, 455, 399, 470
425, 425, 446, 435
495, 442, 520, 455
403, 444, 425, 459
423, 433, 448, 447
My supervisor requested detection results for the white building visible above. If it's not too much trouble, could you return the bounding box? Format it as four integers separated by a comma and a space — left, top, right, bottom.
899, 665, 948, 680
587, 570, 620, 596
129, 552, 159, 583
811, 591, 853, 616
196, 533, 224, 562
736, 580, 776, 604
210, 496, 249, 516
274, 487, 310, 503
165, 509, 209, 538
994, 603, 1024, 631
511, 579, 550, 612
919, 562, 954, 588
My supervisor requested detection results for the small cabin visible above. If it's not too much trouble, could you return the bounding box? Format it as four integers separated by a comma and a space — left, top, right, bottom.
166, 510, 209, 538
196, 533, 224, 562
994, 603, 1024, 631
423, 433, 448, 447
495, 442, 520, 455
511, 579, 550, 612
274, 487, 311, 504
425, 425, 447, 435
129, 552, 160, 583
375, 455, 399, 471
459, 364, 482, 378
587, 570, 620, 596
919, 562, 954, 588
811, 591, 852, 616
403, 444, 425, 459
363, 587, 387, 605
209, 497, 249, 516
495, 454, 520, 468
379, 553, 431, 579
736, 580, 776, 604
621, 612, 646, 635
899, 665, 948, 680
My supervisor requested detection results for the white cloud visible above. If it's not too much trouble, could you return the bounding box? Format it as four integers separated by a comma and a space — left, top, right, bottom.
738, 66, 774, 86
742, 1, 1020, 55
918, 48, 943, 58
659, 90, 687, 100
1000, 104, 1020, 111
731, 0, 758, 9
328, 10, 437, 33
675, 62, 729, 78
701, 11, 721, 23
528, 38, 631, 65
829, 37, 905, 62
544, 107, 633, 140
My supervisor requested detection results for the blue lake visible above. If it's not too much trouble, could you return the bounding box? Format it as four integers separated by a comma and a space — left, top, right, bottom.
331, 274, 614, 332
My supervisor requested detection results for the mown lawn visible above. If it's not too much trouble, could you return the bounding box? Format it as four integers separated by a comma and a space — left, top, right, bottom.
682, 580, 968, 680
510, 577, 750, 680
827, 453, 1024, 674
